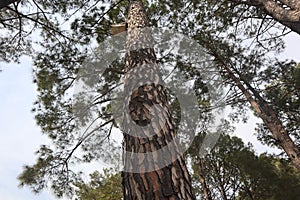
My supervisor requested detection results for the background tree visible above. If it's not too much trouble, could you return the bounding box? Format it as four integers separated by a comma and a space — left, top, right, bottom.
75, 168, 122, 200
257, 62, 300, 147
188, 133, 300, 200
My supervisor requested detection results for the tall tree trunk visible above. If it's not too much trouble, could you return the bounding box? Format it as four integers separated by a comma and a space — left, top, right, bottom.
213, 53, 300, 171
198, 157, 213, 200
228, 64, 300, 171
121, 1, 195, 199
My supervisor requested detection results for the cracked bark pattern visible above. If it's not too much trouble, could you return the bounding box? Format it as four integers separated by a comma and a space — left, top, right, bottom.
279, 0, 300, 10
121, 1, 195, 199
259, 0, 300, 22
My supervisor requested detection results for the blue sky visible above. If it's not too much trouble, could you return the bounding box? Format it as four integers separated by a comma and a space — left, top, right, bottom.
0, 33, 299, 199
0, 57, 53, 199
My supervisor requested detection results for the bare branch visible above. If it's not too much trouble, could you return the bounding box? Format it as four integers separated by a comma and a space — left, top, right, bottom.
6, 6, 73, 42
65, 119, 114, 163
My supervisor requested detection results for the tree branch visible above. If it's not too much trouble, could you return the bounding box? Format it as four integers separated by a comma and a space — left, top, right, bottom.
6, 6, 73, 42
65, 118, 114, 163
278, 0, 300, 10
229, 0, 300, 34
258, 0, 300, 22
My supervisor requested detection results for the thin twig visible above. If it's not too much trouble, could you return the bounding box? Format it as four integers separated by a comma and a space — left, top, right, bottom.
65, 118, 114, 162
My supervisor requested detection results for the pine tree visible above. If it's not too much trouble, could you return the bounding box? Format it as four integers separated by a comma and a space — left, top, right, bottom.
121, 1, 195, 199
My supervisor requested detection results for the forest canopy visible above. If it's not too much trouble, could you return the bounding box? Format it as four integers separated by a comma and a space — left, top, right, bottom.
0, 0, 299, 199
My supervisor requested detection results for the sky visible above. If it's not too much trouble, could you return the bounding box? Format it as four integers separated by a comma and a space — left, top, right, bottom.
0, 56, 53, 199
0, 33, 299, 200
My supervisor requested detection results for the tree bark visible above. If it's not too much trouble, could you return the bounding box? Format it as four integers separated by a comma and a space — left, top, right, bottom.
258, 0, 300, 22
121, 1, 195, 199
257, 0, 300, 34
278, 0, 300, 10
0, 0, 19, 9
